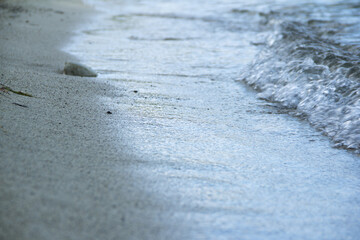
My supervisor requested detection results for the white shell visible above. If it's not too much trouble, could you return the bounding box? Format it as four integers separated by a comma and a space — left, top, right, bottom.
64, 62, 97, 77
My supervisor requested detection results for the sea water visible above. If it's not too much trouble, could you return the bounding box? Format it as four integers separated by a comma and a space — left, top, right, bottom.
76, 0, 360, 152
66, 0, 360, 239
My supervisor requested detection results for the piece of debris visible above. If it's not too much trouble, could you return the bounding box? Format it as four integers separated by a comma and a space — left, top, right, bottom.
12, 102, 28, 108
63, 62, 97, 77
0, 85, 33, 97
133, 90, 138, 93
107, 111, 112, 114
0, 125, 7, 134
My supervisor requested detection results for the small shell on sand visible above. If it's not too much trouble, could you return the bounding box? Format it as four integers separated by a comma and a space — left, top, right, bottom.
64, 62, 97, 77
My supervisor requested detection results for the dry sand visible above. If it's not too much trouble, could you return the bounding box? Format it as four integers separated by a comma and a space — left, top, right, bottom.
0, 1, 187, 239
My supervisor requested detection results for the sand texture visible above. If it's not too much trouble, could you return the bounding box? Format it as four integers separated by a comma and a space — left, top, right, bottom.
0, 1, 183, 239
2, 1, 360, 240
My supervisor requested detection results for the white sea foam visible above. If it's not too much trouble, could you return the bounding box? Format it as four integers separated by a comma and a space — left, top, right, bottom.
241, 3, 360, 152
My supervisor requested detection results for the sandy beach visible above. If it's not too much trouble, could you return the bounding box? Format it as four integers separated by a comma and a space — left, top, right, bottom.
0, 1, 175, 239
1, 0, 360, 239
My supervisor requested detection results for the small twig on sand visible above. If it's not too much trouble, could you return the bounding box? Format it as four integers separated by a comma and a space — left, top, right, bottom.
0, 84, 33, 97
12, 102, 28, 108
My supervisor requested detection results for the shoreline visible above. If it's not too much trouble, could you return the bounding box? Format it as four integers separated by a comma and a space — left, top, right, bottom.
0, 1, 194, 239
1, 0, 360, 239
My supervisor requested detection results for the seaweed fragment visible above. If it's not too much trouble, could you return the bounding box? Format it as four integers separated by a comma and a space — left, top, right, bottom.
0, 85, 33, 97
